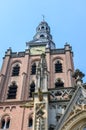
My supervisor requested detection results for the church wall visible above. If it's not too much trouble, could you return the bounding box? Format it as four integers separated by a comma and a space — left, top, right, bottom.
0, 48, 74, 102
0, 21, 76, 130
0, 103, 34, 130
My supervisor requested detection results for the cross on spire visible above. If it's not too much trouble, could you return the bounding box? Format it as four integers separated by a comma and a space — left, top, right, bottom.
42, 15, 45, 21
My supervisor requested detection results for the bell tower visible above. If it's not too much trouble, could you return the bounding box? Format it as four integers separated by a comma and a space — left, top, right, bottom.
0, 20, 77, 130
26, 21, 56, 55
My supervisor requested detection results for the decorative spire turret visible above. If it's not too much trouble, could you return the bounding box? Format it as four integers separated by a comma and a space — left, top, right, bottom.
26, 21, 56, 49
34, 21, 52, 40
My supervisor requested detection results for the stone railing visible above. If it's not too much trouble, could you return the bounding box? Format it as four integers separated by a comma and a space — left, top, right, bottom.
49, 87, 75, 101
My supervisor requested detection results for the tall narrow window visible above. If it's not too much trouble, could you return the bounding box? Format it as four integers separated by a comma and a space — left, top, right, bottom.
1, 119, 5, 129
7, 82, 17, 99
6, 119, 10, 128
55, 79, 64, 88
31, 63, 36, 75
55, 61, 62, 73
29, 81, 35, 97
12, 64, 20, 76
0, 116, 10, 129
28, 118, 33, 127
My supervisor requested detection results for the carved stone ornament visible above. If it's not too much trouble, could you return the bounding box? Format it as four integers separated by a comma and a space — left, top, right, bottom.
35, 103, 46, 130
20, 101, 34, 108
38, 88, 43, 101
72, 69, 85, 85
72, 69, 85, 80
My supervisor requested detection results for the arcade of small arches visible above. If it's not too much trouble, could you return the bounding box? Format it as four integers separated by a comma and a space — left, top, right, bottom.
0, 114, 33, 129
6, 58, 64, 100
10, 58, 63, 77
6, 78, 64, 100
0, 115, 10, 129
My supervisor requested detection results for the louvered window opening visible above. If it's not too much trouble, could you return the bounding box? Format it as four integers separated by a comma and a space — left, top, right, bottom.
12, 65, 20, 76
55, 61, 62, 73
31, 63, 36, 75
7, 84, 17, 99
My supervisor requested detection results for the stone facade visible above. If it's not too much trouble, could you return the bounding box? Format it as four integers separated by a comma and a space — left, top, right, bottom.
0, 20, 86, 130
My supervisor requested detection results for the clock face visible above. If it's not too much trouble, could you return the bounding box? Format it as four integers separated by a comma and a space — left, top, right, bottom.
30, 46, 45, 55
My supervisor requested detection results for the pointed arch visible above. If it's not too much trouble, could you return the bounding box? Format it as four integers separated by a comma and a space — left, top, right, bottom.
30, 58, 40, 75
11, 60, 22, 65
52, 56, 64, 62
53, 57, 63, 73
7, 82, 17, 99
0, 115, 10, 129
12, 64, 20, 76
61, 110, 86, 130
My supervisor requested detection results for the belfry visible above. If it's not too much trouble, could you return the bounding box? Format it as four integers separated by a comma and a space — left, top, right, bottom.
0, 20, 86, 130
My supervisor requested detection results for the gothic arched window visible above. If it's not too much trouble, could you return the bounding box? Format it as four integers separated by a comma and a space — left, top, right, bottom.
12, 64, 20, 76
55, 60, 63, 73
55, 79, 64, 88
7, 82, 17, 99
31, 63, 36, 75
28, 118, 33, 127
29, 81, 35, 97
0, 116, 10, 129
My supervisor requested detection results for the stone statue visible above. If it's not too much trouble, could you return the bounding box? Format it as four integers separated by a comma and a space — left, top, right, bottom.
36, 53, 48, 92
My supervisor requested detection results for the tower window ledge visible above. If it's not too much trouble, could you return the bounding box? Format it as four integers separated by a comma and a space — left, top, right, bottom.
0, 129, 9, 130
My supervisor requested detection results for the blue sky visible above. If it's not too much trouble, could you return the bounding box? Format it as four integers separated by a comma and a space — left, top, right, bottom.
0, 0, 86, 81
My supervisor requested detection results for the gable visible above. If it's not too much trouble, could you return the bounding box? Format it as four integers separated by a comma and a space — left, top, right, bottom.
56, 86, 86, 130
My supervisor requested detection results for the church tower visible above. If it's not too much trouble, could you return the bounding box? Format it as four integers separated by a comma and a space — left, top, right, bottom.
0, 20, 86, 130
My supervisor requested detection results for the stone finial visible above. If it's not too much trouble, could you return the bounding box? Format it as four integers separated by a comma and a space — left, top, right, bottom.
5, 47, 12, 55
38, 88, 43, 101
72, 69, 85, 85
46, 42, 50, 49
